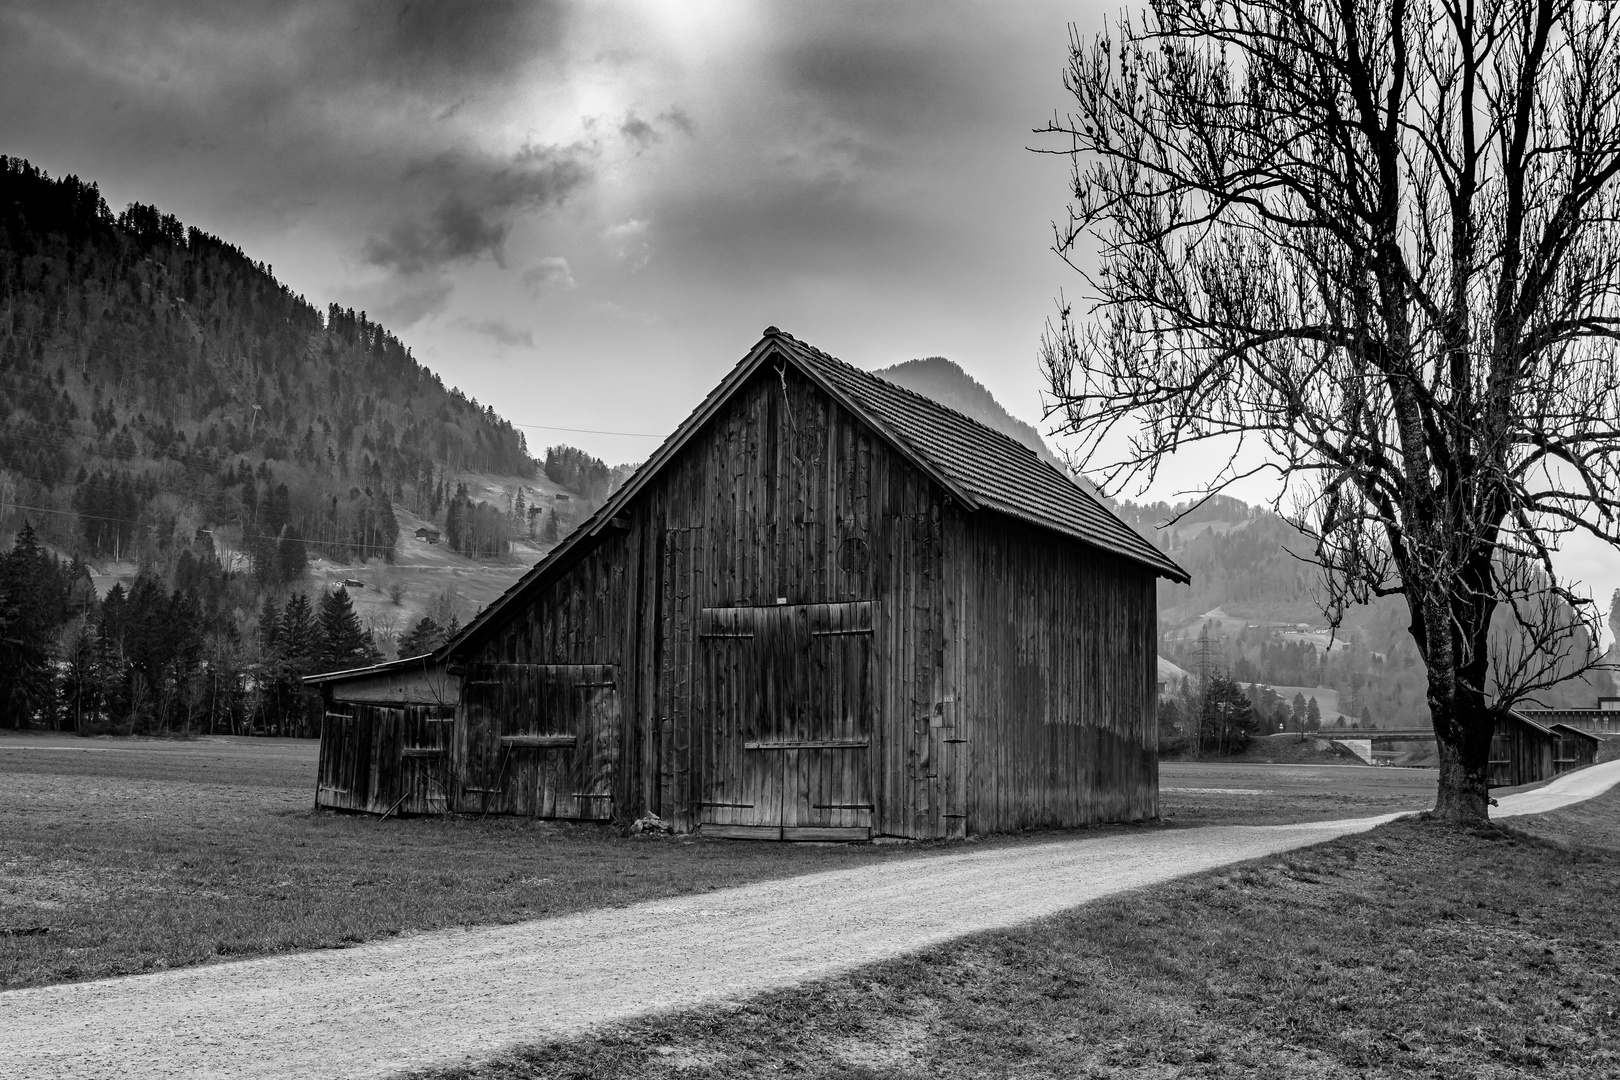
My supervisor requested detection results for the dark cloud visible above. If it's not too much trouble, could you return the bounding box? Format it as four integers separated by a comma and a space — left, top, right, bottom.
657, 107, 696, 138
779, 30, 976, 137
363, 143, 593, 273
521, 257, 576, 293
6, 0, 571, 98
618, 108, 696, 151
353, 274, 454, 328
619, 113, 660, 149
453, 317, 534, 348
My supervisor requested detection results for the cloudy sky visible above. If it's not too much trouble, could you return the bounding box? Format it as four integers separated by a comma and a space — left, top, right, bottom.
0, 0, 1097, 465
4, 0, 1617, 608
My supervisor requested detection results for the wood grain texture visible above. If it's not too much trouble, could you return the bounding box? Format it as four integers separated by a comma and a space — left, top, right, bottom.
423, 364, 1162, 836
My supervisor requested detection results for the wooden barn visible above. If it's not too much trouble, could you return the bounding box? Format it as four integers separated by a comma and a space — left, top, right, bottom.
1488, 709, 1603, 787
309, 328, 1189, 839
1551, 722, 1601, 775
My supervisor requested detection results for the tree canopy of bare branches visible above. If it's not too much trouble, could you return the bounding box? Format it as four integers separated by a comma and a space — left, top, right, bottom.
1040, 0, 1620, 820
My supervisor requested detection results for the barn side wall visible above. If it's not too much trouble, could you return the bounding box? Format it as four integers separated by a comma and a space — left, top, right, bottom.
954, 514, 1159, 832
1488, 715, 1557, 788
460, 365, 952, 836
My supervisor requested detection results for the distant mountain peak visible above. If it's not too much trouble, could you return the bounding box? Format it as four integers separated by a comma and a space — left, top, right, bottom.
872, 356, 1064, 468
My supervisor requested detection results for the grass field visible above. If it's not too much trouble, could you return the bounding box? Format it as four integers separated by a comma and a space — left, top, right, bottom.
0, 733, 970, 990
2, 732, 1448, 992
410, 788, 1620, 1080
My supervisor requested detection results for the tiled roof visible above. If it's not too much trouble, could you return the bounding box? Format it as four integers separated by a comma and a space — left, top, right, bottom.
770, 331, 1189, 582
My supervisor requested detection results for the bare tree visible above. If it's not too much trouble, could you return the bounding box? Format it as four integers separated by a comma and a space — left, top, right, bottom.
1039, 0, 1620, 820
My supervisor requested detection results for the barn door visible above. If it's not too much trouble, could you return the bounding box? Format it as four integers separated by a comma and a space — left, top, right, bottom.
461, 663, 620, 819
699, 601, 875, 840
399, 706, 454, 814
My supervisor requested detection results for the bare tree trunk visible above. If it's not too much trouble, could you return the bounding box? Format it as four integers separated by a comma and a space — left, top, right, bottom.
1428, 609, 1495, 822
1429, 692, 1493, 822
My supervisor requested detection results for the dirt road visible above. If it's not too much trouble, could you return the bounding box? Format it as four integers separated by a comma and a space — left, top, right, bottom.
4, 762, 1616, 1080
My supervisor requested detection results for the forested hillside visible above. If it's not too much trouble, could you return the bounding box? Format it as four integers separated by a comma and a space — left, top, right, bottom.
0, 156, 619, 735
1115, 494, 1614, 728
0, 155, 532, 566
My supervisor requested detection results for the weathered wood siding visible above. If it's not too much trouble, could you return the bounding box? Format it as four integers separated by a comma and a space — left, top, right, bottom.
954, 515, 1159, 831
1552, 725, 1598, 775
454, 663, 621, 819
464, 365, 951, 836
315, 704, 455, 815
458, 363, 1159, 837
1488, 714, 1556, 788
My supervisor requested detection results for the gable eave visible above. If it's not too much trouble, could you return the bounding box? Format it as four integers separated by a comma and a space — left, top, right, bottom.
440, 329, 983, 659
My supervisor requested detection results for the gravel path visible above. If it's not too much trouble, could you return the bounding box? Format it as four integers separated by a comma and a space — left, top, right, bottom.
5, 761, 1617, 1080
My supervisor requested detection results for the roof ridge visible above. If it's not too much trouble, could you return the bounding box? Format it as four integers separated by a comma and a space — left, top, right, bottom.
769, 328, 1048, 464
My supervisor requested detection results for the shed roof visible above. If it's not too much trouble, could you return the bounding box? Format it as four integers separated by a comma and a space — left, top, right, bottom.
1549, 721, 1603, 743
432, 329, 1187, 663
1506, 709, 1557, 737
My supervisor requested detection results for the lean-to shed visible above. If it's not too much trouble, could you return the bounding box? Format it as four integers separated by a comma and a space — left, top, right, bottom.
311, 329, 1189, 839
1490, 710, 1561, 788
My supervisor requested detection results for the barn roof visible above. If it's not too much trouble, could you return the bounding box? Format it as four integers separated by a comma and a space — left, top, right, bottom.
438, 328, 1188, 661
771, 331, 1186, 581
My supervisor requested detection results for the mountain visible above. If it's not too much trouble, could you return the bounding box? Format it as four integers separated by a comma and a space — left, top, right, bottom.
0, 155, 538, 579
873, 357, 1064, 468
0, 155, 633, 734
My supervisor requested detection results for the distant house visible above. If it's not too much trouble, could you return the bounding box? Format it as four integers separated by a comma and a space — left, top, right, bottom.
1488, 710, 1605, 787
307, 328, 1190, 838
415, 526, 440, 544
1517, 698, 1620, 735
342, 578, 365, 589
553, 493, 571, 502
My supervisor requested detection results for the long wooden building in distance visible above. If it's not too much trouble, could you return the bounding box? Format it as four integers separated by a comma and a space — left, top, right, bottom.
308, 329, 1190, 840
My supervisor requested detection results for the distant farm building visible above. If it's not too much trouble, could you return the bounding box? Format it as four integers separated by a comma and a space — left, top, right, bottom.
1489, 710, 1602, 788
415, 526, 441, 544
1517, 697, 1620, 736
308, 329, 1189, 839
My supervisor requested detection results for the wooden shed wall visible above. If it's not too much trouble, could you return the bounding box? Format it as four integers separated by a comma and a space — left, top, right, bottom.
316, 704, 455, 815
1552, 726, 1599, 774
955, 515, 1159, 831
1488, 715, 1556, 788
465, 365, 952, 835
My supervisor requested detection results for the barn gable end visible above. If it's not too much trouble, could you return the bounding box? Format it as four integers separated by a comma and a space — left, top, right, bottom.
309, 329, 1187, 838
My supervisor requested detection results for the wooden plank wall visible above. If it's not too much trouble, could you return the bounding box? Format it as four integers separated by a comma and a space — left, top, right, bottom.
453, 663, 621, 819
465, 365, 948, 834
457, 361, 1160, 837
315, 704, 454, 814
954, 514, 1159, 832
1488, 715, 1557, 788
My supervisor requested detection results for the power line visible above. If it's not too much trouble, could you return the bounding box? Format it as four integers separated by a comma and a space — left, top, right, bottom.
506, 421, 664, 439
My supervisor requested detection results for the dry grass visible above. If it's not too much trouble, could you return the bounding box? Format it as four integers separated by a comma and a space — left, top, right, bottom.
0, 731, 1461, 998
0, 735, 958, 990
413, 791, 1620, 1080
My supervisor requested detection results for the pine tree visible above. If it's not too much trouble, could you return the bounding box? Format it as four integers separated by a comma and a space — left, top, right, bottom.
316, 586, 377, 672
258, 594, 281, 653
0, 523, 63, 727
1290, 692, 1307, 729
276, 533, 307, 582
1305, 696, 1322, 731
445, 494, 464, 555
398, 614, 445, 657
278, 593, 317, 672
376, 497, 398, 562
